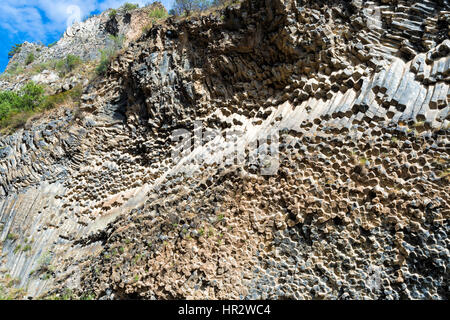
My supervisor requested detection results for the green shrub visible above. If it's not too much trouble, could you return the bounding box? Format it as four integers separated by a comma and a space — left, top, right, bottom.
25, 53, 35, 65
80, 293, 95, 300
6, 233, 19, 241
37, 251, 52, 270
13, 245, 22, 254
60, 289, 74, 300
121, 3, 139, 11
65, 55, 82, 72
109, 9, 117, 18
148, 7, 168, 19
55, 54, 82, 76
16, 82, 45, 113
0, 82, 44, 116
0, 81, 82, 132
0, 82, 45, 130
96, 49, 112, 76
95, 35, 124, 76
7, 62, 20, 73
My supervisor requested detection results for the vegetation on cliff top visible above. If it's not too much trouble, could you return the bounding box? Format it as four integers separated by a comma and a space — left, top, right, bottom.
171, 0, 235, 16
122, 2, 139, 11
0, 81, 82, 133
0, 0, 241, 135
0, 82, 44, 120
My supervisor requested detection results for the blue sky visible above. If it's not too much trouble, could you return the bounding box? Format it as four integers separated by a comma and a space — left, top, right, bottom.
0, 0, 174, 73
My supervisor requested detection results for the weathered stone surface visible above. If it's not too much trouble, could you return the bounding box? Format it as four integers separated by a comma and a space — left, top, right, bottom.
0, 0, 449, 300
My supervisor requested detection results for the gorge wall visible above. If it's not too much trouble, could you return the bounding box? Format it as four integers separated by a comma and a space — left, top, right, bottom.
0, 0, 449, 299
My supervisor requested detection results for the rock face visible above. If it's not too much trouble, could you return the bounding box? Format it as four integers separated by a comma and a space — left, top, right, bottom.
5, 8, 141, 69
0, 0, 449, 300
0, 3, 162, 94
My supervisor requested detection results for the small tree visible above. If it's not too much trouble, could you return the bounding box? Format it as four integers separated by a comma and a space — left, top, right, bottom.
172, 0, 212, 16
8, 44, 22, 59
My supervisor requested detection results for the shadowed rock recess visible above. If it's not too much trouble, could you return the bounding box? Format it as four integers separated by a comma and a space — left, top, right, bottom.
0, 0, 449, 300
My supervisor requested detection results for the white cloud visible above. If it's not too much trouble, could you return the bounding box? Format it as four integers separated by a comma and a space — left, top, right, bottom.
0, 0, 98, 42
36, 0, 99, 23
0, 3, 46, 40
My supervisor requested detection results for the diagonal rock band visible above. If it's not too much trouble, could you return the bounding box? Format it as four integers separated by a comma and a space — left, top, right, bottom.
171, 122, 280, 175
0, 0, 449, 300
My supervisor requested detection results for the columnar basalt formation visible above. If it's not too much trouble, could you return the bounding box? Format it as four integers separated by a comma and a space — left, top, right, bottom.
0, 0, 448, 300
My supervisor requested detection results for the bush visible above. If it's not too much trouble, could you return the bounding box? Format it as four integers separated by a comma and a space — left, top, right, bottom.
149, 7, 168, 19
0, 82, 44, 129
0, 81, 83, 132
19, 81, 45, 109
66, 55, 82, 72
55, 54, 82, 76
25, 53, 35, 65
8, 44, 22, 59
6, 233, 19, 241
96, 49, 114, 76
96, 35, 124, 76
121, 3, 139, 11
0, 82, 44, 115
109, 9, 117, 18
